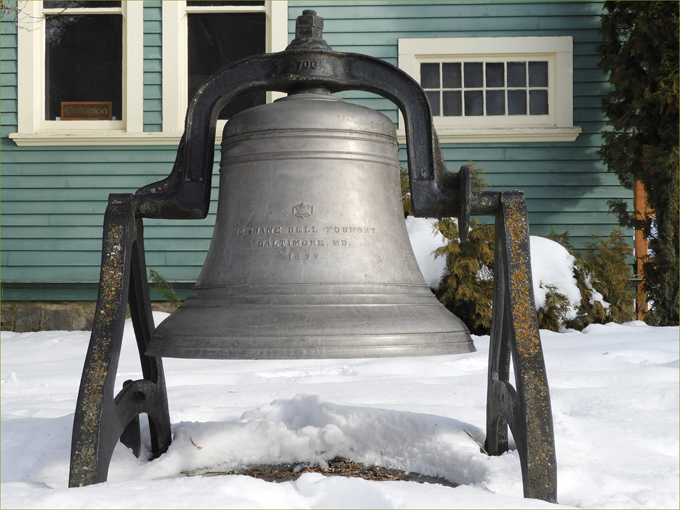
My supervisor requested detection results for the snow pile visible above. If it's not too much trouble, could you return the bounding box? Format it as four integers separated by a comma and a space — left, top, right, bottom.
405, 216, 447, 289
133, 395, 486, 487
2, 315, 678, 508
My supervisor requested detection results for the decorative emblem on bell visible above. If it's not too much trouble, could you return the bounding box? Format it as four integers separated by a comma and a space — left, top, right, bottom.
293, 203, 313, 219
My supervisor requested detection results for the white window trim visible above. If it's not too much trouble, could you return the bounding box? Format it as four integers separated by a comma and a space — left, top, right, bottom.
162, 1, 288, 141
398, 37, 581, 143
11, 1, 144, 146
10, 1, 288, 146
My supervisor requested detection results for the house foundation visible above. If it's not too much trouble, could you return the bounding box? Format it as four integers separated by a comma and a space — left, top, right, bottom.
1, 301, 177, 332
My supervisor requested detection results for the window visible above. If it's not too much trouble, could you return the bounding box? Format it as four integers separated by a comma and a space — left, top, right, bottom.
162, 1, 288, 135
11, 1, 287, 146
44, 1, 123, 121
398, 37, 581, 143
421, 60, 550, 118
12, 1, 144, 145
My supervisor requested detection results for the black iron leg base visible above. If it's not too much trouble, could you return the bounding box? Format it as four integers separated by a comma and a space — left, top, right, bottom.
69, 194, 172, 488
478, 191, 558, 503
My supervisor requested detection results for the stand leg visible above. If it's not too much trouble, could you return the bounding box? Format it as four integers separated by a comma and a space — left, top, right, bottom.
485, 192, 557, 503
69, 194, 172, 487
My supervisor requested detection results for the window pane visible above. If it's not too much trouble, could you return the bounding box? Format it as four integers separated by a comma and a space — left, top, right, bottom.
426, 90, 440, 116
507, 62, 526, 87
442, 62, 461, 88
187, 1, 264, 5
486, 90, 505, 115
508, 90, 527, 115
486, 62, 504, 87
529, 61, 548, 87
44, 1, 121, 8
463, 62, 483, 88
45, 14, 122, 120
464, 91, 483, 116
529, 90, 549, 115
421, 63, 440, 89
188, 13, 266, 119
443, 91, 462, 116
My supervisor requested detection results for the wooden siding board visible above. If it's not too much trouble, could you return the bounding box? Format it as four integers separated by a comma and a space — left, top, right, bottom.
2, 225, 218, 240
143, 112, 163, 125
1, 111, 18, 125
0, 148, 179, 165
0, 34, 17, 49
143, 20, 162, 34
1, 73, 17, 86
144, 99, 163, 112
0, 60, 17, 73
1, 85, 17, 100
144, 6, 162, 21
144, 84, 163, 98
1, 99, 17, 113
4, 238, 211, 252
144, 34, 162, 46
143, 60, 162, 73
290, 2, 603, 18
145, 46, 162, 60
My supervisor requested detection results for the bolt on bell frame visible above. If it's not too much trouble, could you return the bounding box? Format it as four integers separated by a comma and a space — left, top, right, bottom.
69, 10, 557, 503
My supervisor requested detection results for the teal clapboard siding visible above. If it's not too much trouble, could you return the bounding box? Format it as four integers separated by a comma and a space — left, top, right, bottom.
1, 1, 630, 301
143, 1, 163, 132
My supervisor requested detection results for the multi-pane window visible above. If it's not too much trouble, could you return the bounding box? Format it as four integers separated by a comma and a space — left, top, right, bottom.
421, 60, 550, 119
398, 37, 580, 142
43, 1, 123, 121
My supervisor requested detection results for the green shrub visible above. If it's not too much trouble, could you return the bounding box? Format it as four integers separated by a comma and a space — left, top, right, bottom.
582, 229, 635, 324
149, 269, 182, 308
537, 284, 572, 332
548, 230, 635, 329
434, 218, 495, 335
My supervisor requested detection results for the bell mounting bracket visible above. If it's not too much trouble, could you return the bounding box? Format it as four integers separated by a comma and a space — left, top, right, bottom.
69, 10, 556, 503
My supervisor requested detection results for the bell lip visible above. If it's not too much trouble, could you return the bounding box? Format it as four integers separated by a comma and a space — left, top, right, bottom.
146, 332, 476, 360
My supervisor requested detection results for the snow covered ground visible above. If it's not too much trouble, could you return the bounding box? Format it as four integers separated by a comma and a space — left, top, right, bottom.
2, 317, 678, 509
2, 219, 678, 508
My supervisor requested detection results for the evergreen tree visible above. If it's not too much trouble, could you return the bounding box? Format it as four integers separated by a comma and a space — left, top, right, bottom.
596, 1, 679, 325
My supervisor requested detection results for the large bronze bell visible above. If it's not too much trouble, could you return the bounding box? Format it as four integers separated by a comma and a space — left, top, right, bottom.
147, 91, 474, 359
70, 10, 557, 503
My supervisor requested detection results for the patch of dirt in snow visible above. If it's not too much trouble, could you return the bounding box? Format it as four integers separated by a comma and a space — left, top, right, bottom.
184, 456, 458, 487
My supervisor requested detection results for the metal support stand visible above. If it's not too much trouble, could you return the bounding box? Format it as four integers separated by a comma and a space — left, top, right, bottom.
477, 191, 558, 503
69, 194, 172, 488
67, 11, 556, 501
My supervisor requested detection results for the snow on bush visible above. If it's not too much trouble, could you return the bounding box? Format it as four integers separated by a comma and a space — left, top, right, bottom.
529, 236, 581, 321
406, 217, 609, 327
